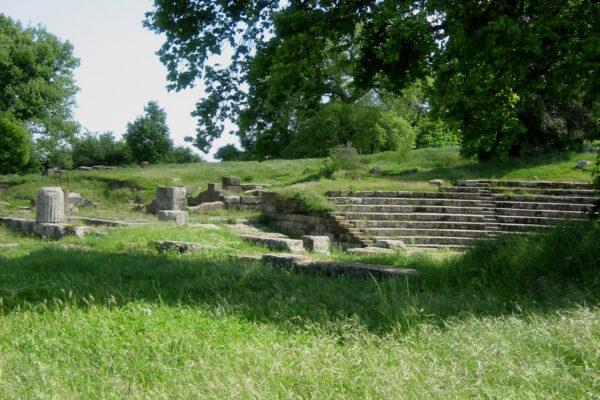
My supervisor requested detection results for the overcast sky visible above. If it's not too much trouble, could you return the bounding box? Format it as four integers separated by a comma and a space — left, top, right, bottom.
0, 0, 238, 161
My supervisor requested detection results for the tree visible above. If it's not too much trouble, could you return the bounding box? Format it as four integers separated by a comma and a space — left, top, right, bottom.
0, 14, 80, 170
71, 131, 132, 167
146, 0, 600, 160
0, 111, 32, 174
214, 144, 244, 162
124, 101, 173, 163
166, 146, 202, 164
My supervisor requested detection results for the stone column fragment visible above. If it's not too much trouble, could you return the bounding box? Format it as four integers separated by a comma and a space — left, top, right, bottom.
36, 187, 65, 223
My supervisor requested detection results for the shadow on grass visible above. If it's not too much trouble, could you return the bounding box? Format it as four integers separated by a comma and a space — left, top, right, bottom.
0, 220, 598, 334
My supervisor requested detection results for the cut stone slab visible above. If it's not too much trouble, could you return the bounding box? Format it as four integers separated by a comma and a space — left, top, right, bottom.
230, 253, 418, 279
69, 192, 86, 207
576, 160, 592, 169
78, 166, 92, 171
141, 161, 150, 168
188, 223, 221, 230
151, 240, 214, 253
59, 243, 93, 251
429, 179, 444, 186
240, 235, 304, 254
302, 235, 331, 255
222, 196, 240, 206
157, 210, 189, 226
156, 186, 187, 211
222, 176, 241, 186
67, 226, 94, 239
0, 243, 18, 248
189, 201, 225, 214
375, 239, 406, 249
346, 247, 394, 255
36, 187, 65, 223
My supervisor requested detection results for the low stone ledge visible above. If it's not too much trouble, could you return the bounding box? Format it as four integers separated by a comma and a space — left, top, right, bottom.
346, 247, 395, 255
302, 235, 330, 255
151, 240, 214, 253
229, 253, 418, 279
157, 210, 189, 226
375, 239, 406, 249
240, 235, 304, 254
0, 243, 18, 248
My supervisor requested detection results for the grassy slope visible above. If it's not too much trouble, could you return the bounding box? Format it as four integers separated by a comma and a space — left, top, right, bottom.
0, 220, 599, 398
0, 146, 596, 214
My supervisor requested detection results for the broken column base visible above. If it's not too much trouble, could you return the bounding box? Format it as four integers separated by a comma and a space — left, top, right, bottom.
157, 210, 188, 226
0, 217, 94, 240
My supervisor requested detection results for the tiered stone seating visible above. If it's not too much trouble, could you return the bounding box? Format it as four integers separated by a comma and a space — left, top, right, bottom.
327, 180, 598, 251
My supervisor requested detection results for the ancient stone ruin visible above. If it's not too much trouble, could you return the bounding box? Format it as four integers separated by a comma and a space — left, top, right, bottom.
36, 187, 64, 223
153, 186, 188, 226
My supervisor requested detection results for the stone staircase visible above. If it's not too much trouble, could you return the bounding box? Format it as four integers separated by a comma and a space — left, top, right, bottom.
327, 180, 599, 251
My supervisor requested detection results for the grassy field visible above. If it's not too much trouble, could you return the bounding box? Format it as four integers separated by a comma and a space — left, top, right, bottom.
0, 146, 599, 397
0, 218, 599, 398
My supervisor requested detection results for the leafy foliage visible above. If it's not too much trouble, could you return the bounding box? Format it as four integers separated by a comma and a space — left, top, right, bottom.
124, 101, 173, 164
71, 131, 133, 167
214, 144, 245, 162
166, 146, 202, 164
0, 14, 80, 169
146, 0, 600, 160
0, 111, 32, 174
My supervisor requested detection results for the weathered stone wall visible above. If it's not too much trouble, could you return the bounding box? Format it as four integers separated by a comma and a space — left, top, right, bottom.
260, 192, 363, 248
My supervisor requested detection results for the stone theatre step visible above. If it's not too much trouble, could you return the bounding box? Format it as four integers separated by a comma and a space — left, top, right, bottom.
329, 196, 481, 207
327, 190, 480, 200
336, 204, 484, 214
336, 212, 487, 222
491, 194, 598, 204
361, 227, 491, 238
350, 220, 489, 230
455, 180, 592, 190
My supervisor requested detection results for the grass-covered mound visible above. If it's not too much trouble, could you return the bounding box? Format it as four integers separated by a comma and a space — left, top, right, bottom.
0, 218, 598, 398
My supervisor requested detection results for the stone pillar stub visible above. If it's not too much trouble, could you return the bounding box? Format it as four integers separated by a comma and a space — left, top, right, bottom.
155, 186, 187, 211
36, 187, 65, 223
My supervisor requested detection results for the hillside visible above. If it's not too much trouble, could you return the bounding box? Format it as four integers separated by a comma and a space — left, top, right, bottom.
0, 146, 597, 215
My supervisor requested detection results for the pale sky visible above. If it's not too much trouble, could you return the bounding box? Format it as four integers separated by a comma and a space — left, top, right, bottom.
0, 0, 239, 161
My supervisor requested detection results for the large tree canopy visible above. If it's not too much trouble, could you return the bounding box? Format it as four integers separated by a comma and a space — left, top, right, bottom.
0, 14, 80, 169
146, 0, 599, 160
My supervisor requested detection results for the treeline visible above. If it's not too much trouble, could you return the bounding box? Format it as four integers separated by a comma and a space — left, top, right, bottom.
0, 15, 199, 174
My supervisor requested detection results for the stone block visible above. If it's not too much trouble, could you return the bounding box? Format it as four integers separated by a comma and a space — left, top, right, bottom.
157, 210, 188, 226
226, 185, 242, 194
240, 235, 304, 254
375, 239, 406, 249
222, 176, 241, 186
576, 160, 592, 169
302, 235, 330, 254
43, 169, 55, 176
241, 196, 261, 205
222, 196, 240, 207
141, 161, 150, 168
189, 201, 225, 214
78, 166, 92, 171
155, 186, 187, 211
36, 187, 65, 223
208, 183, 222, 191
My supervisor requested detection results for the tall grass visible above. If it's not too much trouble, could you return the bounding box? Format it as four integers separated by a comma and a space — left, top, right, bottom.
0, 219, 599, 397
